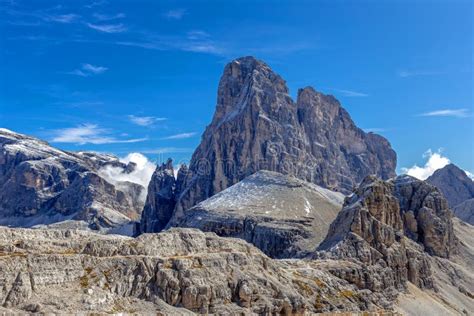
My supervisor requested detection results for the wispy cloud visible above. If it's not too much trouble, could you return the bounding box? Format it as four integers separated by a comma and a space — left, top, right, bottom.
66, 63, 108, 77
327, 88, 368, 97
4, 7, 80, 25
128, 115, 166, 127
115, 30, 223, 55
92, 12, 125, 21
162, 132, 197, 140
164, 9, 186, 20
86, 22, 127, 33
50, 124, 146, 145
418, 108, 470, 118
363, 128, 386, 133
397, 70, 444, 78
187, 30, 210, 40
141, 147, 193, 154
85, 0, 107, 9
46, 13, 80, 23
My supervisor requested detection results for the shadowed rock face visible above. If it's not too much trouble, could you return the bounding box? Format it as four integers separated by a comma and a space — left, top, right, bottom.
0, 128, 145, 232
317, 175, 458, 295
427, 163, 474, 225
173, 170, 345, 258
139, 159, 176, 233
141, 56, 397, 232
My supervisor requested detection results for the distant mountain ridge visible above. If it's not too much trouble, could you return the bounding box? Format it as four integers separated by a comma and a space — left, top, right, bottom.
0, 128, 145, 233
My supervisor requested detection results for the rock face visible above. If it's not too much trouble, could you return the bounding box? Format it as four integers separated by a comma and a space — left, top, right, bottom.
174, 170, 344, 258
0, 226, 397, 314
139, 159, 176, 233
0, 128, 145, 232
427, 163, 474, 225
316, 175, 458, 295
141, 56, 397, 232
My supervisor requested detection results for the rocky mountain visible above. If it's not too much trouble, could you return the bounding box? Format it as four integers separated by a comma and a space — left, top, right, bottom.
427, 163, 474, 224
173, 170, 344, 258
314, 175, 473, 314
0, 128, 146, 233
141, 56, 397, 233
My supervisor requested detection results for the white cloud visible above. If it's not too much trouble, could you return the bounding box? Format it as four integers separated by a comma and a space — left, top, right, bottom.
402, 149, 451, 180
162, 132, 196, 140
419, 108, 470, 118
50, 124, 147, 145
128, 115, 166, 127
92, 12, 125, 21
86, 22, 127, 33
67, 63, 107, 77
328, 88, 368, 97
46, 13, 80, 23
98, 153, 155, 189
164, 9, 186, 20
141, 147, 193, 154
397, 70, 443, 78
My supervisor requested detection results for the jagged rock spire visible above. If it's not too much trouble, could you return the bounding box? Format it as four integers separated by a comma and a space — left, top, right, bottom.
141, 56, 397, 232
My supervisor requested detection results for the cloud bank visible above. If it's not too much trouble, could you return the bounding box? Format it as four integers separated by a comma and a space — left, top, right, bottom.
98, 153, 156, 189
402, 149, 451, 180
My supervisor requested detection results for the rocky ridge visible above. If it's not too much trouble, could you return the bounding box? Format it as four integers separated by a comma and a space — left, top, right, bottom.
0, 128, 145, 233
313, 175, 467, 309
140, 56, 397, 233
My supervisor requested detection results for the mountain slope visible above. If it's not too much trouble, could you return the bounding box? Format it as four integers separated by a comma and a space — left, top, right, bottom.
0, 128, 145, 232
173, 170, 344, 258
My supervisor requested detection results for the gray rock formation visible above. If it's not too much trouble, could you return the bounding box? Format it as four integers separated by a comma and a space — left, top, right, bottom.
316, 175, 458, 296
0, 226, 397, 314
0, 128, 145, 232
174, 170, 344, 258
141, 56, 397, 232
139, 159, 176, 233
427, 163, 474, 225
453, 199, 474, 225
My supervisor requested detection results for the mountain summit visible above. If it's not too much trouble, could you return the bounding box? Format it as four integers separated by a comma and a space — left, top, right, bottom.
427, 163, 474, 224
141, 56, 397, 232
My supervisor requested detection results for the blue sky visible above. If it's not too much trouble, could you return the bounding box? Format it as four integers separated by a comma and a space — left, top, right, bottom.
0, 0, 472, 176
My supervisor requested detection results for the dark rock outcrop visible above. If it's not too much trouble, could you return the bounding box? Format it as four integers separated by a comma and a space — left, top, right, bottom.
141, 56, 397, 232
0, 128, 145, 232
173, 170, 345, 258
139, 159, 176, 233
427, 163, 474, 225
316, 175, 458, 295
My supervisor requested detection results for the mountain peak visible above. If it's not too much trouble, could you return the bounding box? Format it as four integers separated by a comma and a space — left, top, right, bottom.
427, 163, 474, 205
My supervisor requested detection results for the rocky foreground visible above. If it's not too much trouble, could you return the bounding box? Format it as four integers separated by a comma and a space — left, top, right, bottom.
0, 220, 472, 315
